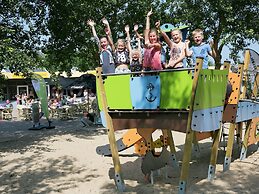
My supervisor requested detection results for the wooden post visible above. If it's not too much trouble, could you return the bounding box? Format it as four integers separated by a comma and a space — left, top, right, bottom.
207, 129, 221, 179
165, 129, 179, 168
178, 58, 203, 194
96, 67, 125, 191
208, 61, 230, 179
192, 133, 200, 159
252, 73, 259, 98
240, 49, 250, 99
223, 63, 244, 171
240, 120, 252, 160
223, 123, 236, 171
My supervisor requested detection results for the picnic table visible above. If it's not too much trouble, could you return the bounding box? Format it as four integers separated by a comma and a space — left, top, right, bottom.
17, 105, 32, 120
0, 106, 13, 120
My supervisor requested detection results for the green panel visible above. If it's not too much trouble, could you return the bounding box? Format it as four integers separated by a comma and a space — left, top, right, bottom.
194, 69, 228, 110
160, 71, 193, 109
104, 74, 132, 109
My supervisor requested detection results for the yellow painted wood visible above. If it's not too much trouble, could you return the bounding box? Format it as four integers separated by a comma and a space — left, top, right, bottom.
223, 61, 231, 71
192, 132, 199, 151
166, 129, 177, 154
236, 122, 243, 145
225, 123, 236, 158
240, 50, 250, 99
209, 61, 230, 167
179, 58, 203, 182
248, 118, 259, 145
252, 73, 259, 98
242, 120, 252, 149
96, 67, 124, 180
210, 129, 221, 166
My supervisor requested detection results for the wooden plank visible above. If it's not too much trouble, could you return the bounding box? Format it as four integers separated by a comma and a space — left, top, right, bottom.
223, 123, 236, 171
240, 50, 250, 99
178, 58, 203, 193
96, 67, 125, 191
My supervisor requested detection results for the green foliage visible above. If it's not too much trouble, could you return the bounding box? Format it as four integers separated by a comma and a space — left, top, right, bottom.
165, 0, 259, 67
0, 0, 47, 73
43, 0, 169, 72
1, 0, 258, 73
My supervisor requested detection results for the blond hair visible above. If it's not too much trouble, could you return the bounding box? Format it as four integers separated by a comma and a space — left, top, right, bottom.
171, 29, 183, 40
192, 29, 204, 38
131, 49, 141, 58
116, 39, 126, 47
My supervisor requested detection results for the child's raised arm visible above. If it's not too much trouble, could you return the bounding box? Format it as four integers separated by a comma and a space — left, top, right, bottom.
102, 18, 115, 51
144, 9, 152, 45
136, 38, 142, 63
102, 18, 112, 39
209, 39, 217, 60
125, 25, 132, 53
105, 27, 115, 51
87, 19, 101, 50
134, 24, 144, 40
185, 39, 193, 56
155, 20, 172, 48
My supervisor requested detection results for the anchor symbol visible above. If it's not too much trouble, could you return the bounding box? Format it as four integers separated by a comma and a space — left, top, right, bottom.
145, 83, 157, 102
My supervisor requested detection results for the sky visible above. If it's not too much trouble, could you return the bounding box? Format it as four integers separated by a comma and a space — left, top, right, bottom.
221, 42, 259, 64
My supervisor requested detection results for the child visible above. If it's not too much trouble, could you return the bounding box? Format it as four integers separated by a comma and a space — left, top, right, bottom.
125, 25, 143, 72
156, 21, 186, 68
87, 19, 115, 74
185, 29, 215, 69
111, 38, 131, 73
143, 9, 162, 71
103, 19, 131, 74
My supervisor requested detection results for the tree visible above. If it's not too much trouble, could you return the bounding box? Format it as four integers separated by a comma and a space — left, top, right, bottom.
1, 1, 258, 73
0, 0, 48, 74
165, 0, 259, 68
44, 0, 170, 72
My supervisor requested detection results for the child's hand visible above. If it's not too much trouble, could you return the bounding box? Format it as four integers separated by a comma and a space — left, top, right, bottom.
147, 9, 153, 17
104, 27, 110, 36
155, 20, 160, 29
102, 18, 109, 26
87, 19, 95, 27
185, 39, 190, 45
125, 25, 130, 32
134, 24, 139, 31
209, 39, 214, 47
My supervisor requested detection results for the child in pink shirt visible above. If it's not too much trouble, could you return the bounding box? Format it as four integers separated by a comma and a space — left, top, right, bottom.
143, 9, 162, 71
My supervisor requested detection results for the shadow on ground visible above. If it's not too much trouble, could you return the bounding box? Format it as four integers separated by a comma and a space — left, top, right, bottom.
0, 118, 105, 194
0, 118, 106, 154
102, 136, 259, 193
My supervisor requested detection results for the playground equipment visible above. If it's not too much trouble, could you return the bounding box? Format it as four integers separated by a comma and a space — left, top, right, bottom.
222, 49, 259, 170
96, 49, 258, 193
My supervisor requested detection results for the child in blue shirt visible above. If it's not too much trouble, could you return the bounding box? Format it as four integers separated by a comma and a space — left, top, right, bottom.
185, 29, 215, 69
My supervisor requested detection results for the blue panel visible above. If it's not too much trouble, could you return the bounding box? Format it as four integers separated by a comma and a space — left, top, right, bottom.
100, 111, 106, 128
130, 75, 161, 110
236, 101, 259, 122
191, 106, 224, 132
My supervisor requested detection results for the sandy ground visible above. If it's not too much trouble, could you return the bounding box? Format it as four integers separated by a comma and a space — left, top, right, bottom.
0, 118, 259, 194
